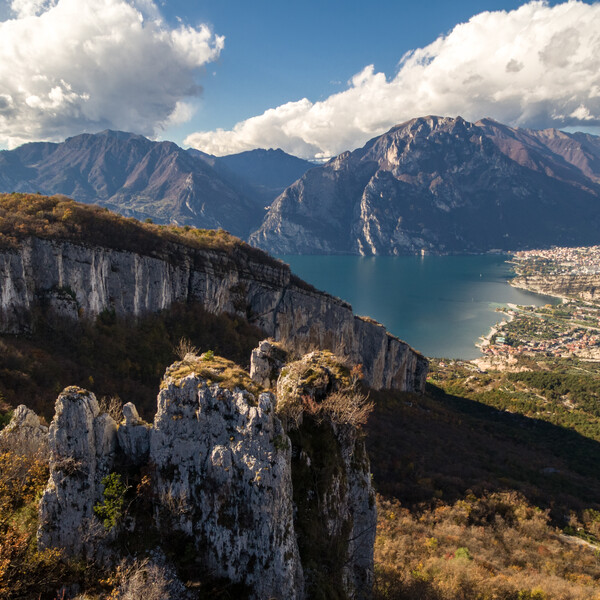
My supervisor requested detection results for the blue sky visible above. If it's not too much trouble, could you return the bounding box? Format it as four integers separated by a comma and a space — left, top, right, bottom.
161, 0, 530, 139
0, 0, 599, 157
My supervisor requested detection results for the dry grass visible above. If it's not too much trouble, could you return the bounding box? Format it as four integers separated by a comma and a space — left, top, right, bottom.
107, 558, 180, 600
276, 351, 370, 429
319, 390, 374, 427
173, 337, 199, 361
161, 352, 264, 397
375, 493, 600, 600
0, 192, 284, 270
98, 396, 123, 424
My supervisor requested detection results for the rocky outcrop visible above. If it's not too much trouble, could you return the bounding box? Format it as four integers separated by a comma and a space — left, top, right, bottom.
0, 404, 48, 456
38, 387, 117, 556
250, 339, 288, 388
511, 273, 600, 302
35, 350, 377, 599
0, 235, 427, 392
251, 116, 600, 256
151, 374, 302, 599
275, 351, 376, 599
117, 403, 150, 466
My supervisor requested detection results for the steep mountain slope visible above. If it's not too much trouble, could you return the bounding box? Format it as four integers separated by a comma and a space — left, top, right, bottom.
0, 132, 312, 239
217, 148, 314, 202
250, 116, 600, 255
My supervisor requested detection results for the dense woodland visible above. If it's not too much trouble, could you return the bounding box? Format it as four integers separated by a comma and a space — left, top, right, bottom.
1, 195, 600, 598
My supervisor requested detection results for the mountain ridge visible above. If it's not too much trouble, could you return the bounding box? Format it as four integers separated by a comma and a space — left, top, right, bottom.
251, 115, 600, 255
0, 193, 427, 393
0, 131, 313, 239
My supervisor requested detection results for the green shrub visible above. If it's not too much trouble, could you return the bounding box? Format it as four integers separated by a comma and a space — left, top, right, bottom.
94, 473, 129, 530
0, 411, 11, 432
454, 547, 472, 561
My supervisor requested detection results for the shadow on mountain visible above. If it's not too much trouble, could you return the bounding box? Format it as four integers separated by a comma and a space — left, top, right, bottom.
367, 383, 600, 521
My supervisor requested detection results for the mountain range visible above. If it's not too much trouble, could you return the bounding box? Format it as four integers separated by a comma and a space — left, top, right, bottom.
251, 116, 600, 254
0, 131, 312, 239
2, 116, 600, 254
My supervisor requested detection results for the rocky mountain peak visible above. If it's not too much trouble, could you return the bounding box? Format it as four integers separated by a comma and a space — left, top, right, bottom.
251, 115, 600, 255
0, 133, 313, 238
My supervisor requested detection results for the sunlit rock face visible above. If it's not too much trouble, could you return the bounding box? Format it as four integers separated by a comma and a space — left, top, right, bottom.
32, 348, 379, 599
251, 116, 600, 256
250, 339, 288, 388
37, 387, 117, 557
151, 376, 303, 599
0, 404, 48, 456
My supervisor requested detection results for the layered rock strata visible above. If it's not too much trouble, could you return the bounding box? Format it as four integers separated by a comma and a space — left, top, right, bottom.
0, 236, 427, 392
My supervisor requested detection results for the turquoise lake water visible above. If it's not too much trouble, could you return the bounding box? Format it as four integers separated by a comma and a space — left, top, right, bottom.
280, 255, 560, 359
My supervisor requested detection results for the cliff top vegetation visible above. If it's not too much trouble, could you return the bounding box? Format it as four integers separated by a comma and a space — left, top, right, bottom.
161, 351, 264, 397
0, 193, 283, 269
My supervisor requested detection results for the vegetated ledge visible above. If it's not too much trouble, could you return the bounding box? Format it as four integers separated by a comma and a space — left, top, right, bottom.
0, 192, 283, 268
0, 193, 428, 392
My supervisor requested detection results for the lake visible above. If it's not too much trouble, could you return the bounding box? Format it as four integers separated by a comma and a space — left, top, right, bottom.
280, 254, 559, 359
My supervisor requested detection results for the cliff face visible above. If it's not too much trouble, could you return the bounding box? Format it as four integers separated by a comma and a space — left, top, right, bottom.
35, 349, 377, 599
511, 273, 600, 302
250, 116, 600, 255
0, 236, 427, 392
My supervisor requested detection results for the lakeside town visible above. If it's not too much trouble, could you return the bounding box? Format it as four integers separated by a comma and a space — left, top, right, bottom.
512, 244, 600, 276
479, 246, 600, 360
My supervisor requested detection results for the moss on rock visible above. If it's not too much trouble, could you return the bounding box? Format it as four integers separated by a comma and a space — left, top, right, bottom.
161, 352, 264, 398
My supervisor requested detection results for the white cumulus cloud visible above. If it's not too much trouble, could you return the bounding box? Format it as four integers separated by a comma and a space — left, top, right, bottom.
185, 0, 600, 159
0, 0, 224, 148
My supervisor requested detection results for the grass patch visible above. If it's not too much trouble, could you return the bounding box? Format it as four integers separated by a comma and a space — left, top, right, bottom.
162, 353, 264, 398
0, 193, 285, 271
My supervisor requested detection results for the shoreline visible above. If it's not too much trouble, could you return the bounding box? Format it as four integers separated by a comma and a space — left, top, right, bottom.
508, 277, 570, 304
475, 310, 514, 352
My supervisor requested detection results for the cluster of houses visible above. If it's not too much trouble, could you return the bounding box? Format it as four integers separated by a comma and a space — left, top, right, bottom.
513, 245, 600, 276
483, 318, 600, 359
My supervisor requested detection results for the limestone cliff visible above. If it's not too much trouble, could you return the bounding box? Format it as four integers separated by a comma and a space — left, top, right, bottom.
0, 235, 427, 392
38, 387, 117, 557
35, 349, 377, 599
